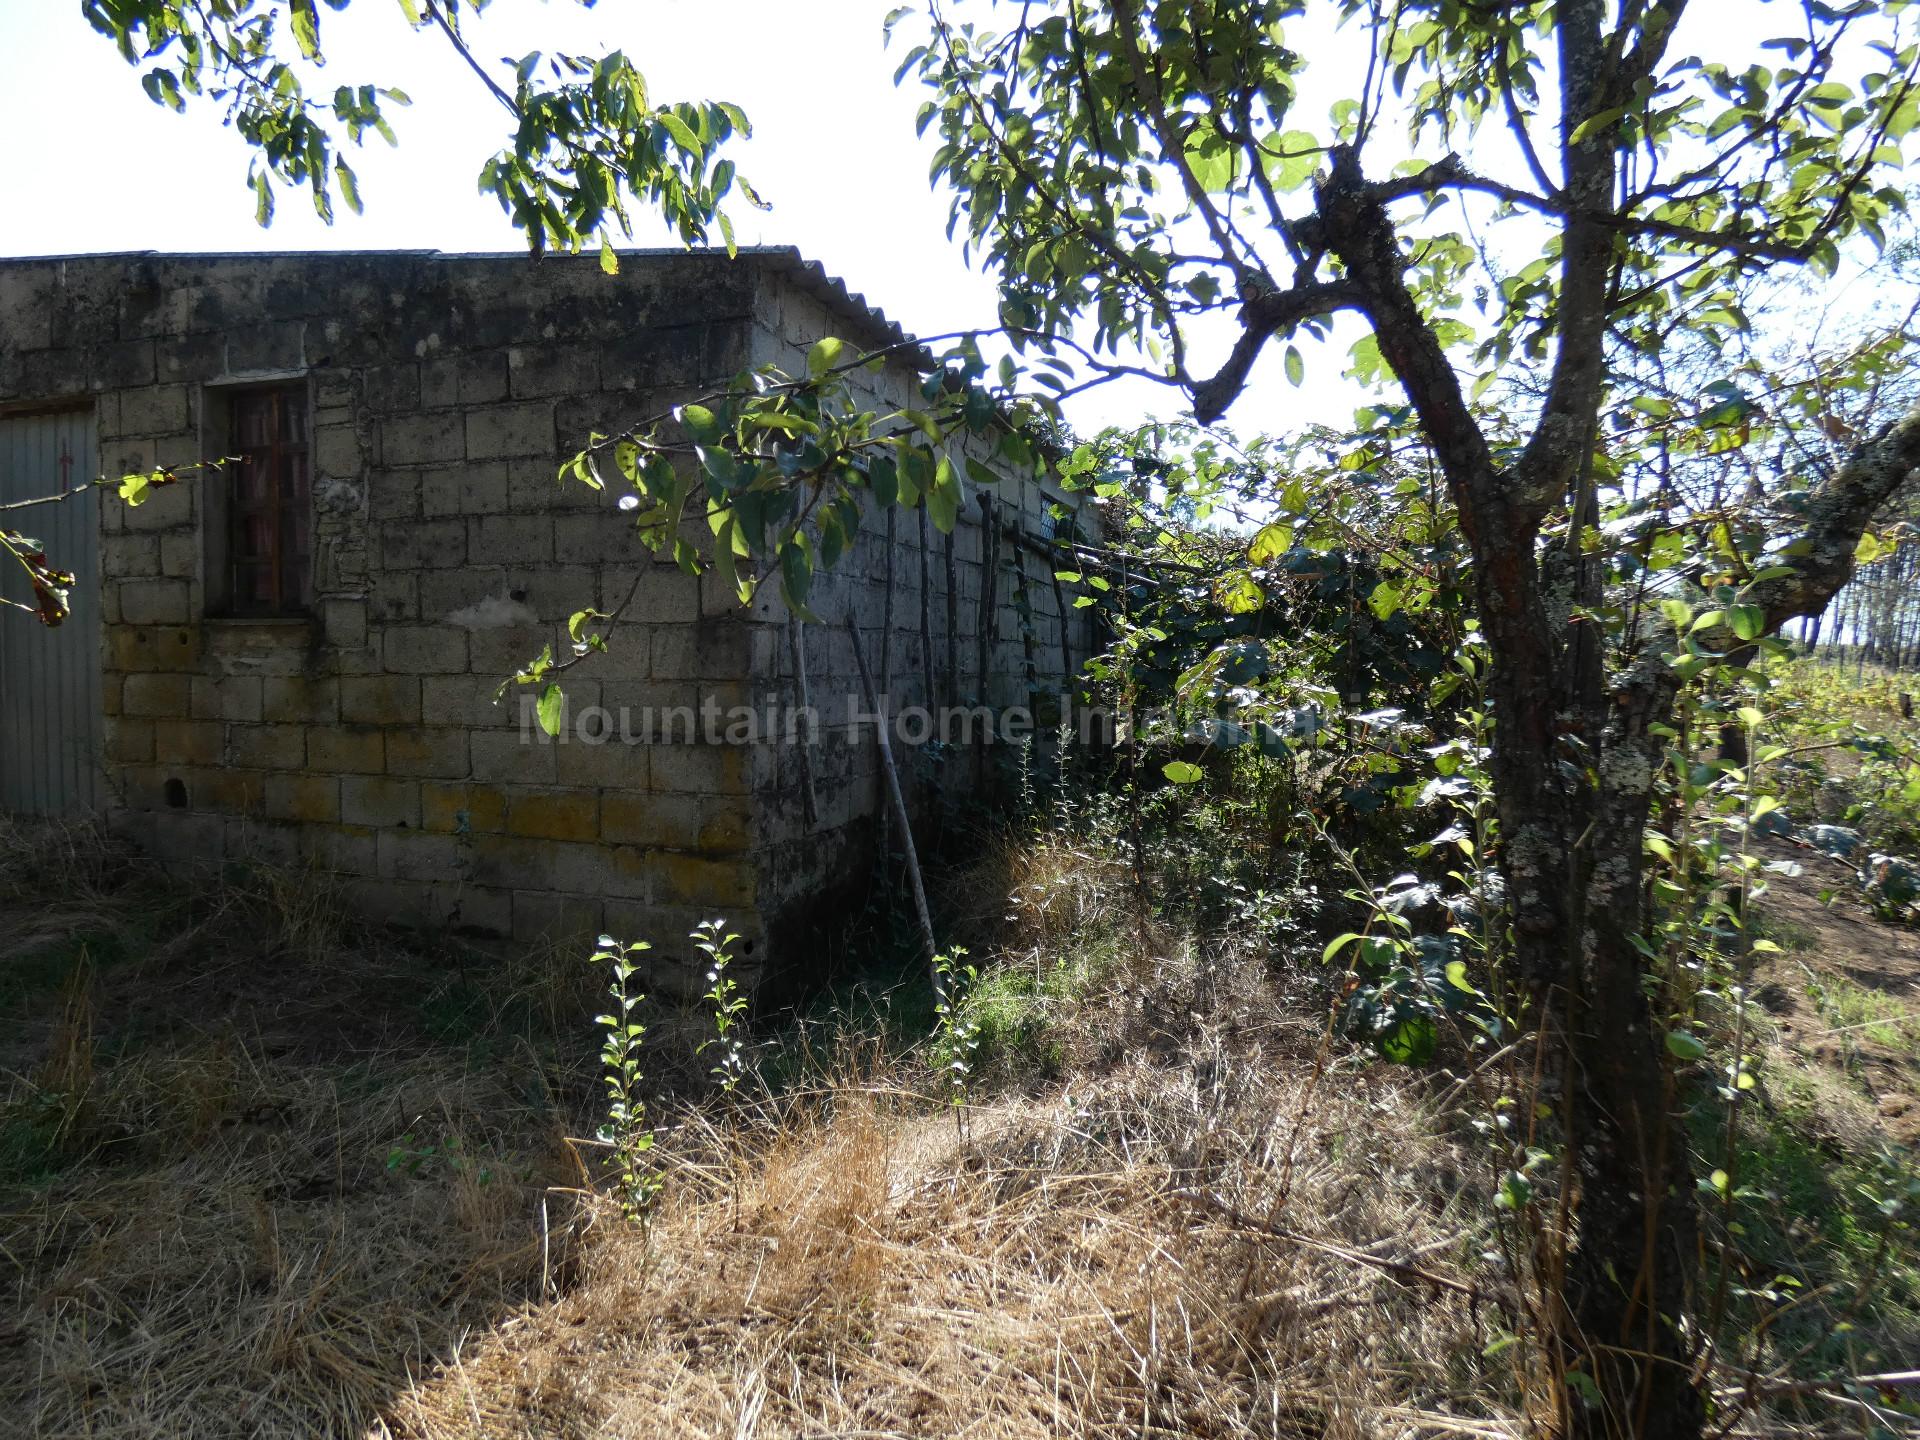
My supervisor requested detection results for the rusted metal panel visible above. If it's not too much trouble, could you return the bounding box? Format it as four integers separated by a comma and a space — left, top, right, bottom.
0, 407, 103, 815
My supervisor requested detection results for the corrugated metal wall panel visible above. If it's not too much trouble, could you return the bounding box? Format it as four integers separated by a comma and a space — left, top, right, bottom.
0, 409, 104, 816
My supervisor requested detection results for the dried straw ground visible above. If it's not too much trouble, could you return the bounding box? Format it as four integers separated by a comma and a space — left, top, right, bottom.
3, 823, 1512, 1438
385, 1052, 1501, 1439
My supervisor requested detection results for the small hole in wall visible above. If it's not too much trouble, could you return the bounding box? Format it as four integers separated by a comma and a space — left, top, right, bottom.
741, 938, 756, 955
509, 588, 528, 603
163, 778, 188, 809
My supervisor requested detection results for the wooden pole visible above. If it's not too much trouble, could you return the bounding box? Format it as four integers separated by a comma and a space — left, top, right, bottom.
943, 527, 959, 713
1049, 550, 1073, 694
786, 614, 819, 825
918, 506, 934, 718
974, 493, 1000, 786
878, 508, 897, 877
1013, 529, 1038, 701
846, 611, 942, 1002
976, 493, 999, 705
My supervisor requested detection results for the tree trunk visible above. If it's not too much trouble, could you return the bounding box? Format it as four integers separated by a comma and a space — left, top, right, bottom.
1297, 127, 1920, 1440
1307, 140, 1710, 1435
1562, 782, 1703, 1439
1478, 528, 1702, 1439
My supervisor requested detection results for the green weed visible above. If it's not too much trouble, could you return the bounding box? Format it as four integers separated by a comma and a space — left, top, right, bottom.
1806, 971, 1919, 1056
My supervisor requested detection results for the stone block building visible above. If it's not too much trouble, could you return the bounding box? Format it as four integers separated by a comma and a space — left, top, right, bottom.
0, 249, 1092, 985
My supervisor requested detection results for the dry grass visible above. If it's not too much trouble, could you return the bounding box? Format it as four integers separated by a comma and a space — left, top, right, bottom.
385, 1051, 1502, 1440
0, 817, 592, 1439
3, 1037, 579, 1437
3, 818, 1514, 1439
385, 826, 1510, 1439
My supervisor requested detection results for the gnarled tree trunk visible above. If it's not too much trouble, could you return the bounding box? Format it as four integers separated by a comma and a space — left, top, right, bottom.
1293, 134, 1920, 1438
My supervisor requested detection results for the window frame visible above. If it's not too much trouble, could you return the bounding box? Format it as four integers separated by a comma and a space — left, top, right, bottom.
202, 379, 313, 619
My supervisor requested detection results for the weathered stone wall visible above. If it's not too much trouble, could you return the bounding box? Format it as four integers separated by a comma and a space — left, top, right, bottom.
0, 252, 766, 968
0, 249, 1093, 987
739, 271, 1097, 939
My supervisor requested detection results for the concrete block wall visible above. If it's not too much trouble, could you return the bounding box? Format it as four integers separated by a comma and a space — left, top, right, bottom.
738, 271, 1097, 932
0, 248, 1093, 988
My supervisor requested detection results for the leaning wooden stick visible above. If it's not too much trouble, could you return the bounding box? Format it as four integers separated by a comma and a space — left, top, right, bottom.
786, 614, 820, 826
844, 610, 942, 1003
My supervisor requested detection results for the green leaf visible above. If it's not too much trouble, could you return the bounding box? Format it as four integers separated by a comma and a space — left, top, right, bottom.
870, 454, 898, 507
289, 0, 321, 59
1569, 104, 1626, 146
807, 337, 847, 377
1215, 571, 1263, 614
536, 684, 566, 738
1182, 121, 1236, 192
927, 455, 961, 533
697, 445, 748, 493
710, 513, 743, 601
612, 440, 640, 484
1248, 522, 1293, 565
780, 538, 813, 614
819, 509, 846, 569
897, 445, 931, 507
1284, 344, 1305, 387
657, 110, 701, 155
1648, 532, 1686, 571
1665, 1030, 1707, 1061
1727, 604, 1765, 641
1379, 1013, 1437, 1066
1321, 932, 1365, 965
335, 158, 363, 216
677, 403, 721, 444
1496, 1171, 1533, 1212
599, 232, 619, 275
741, 410, 813, 437
1162, 760, 1204, 785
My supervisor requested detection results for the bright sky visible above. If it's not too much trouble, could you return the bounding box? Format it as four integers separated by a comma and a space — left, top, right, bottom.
0, 2, 1905, 445
0, 4, 953, 265
0, 0, 1401, 437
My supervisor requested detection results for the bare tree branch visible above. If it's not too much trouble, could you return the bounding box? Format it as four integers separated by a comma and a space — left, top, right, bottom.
1190, 280, 1364, 425
1749, 399, 1920, 631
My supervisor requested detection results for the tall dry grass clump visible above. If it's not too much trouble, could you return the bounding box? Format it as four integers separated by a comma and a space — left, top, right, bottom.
386, 1047, 1503, 1438
386, 827, 1512, 1439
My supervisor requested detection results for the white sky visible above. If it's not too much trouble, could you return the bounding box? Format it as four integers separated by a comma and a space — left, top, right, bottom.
0, 2, 1905, 445
0, 0, 1271, 432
